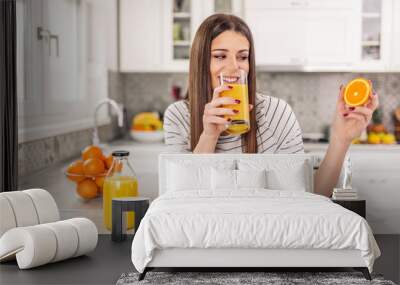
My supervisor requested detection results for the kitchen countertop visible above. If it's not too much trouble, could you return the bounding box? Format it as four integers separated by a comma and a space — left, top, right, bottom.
304, 142, 400, 152
107, 140, 400, 153
18, 139, 400, 234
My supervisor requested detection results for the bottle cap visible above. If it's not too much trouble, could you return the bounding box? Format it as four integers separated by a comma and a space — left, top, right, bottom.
112, 150, 130, 157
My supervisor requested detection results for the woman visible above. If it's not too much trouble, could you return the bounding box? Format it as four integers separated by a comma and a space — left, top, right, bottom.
163, 14, 379, 197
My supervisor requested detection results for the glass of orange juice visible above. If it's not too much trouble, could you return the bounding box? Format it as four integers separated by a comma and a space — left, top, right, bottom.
219, 69, 250, 135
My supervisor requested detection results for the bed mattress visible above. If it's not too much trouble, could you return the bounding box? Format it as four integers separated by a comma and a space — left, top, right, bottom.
131, 189, 380, 273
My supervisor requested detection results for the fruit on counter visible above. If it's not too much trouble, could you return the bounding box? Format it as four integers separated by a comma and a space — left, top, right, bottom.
82, 145, 103, 161
343, 78, 371, 107
65, 145, 121, 200
367, 108, 387, 133
381, 133, 396, 144
131, 112, 163, 131
377, 132, 386, 141
77, 179, 99, 200
368, 124, 387, 133
367, 133, 381, 144
83, 158, 105, 176
66, 160, 85, 182
367, 132, 397, 144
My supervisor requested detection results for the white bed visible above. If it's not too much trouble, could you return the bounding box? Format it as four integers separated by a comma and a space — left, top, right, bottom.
131, 154, 380, 281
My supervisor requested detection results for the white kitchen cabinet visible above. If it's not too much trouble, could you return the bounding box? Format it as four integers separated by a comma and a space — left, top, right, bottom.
246, 9, 306, 66
353, 0, 391, 71
305, 9, 360, 65
119, 0, 399, 72
119, 0, 166, 72
244, 0, 361, 68
162, 0, 207, 71
350, 153, 400, 234
389, 0, 400, 71
163, 0, 244, 71
119, 0, 243, 72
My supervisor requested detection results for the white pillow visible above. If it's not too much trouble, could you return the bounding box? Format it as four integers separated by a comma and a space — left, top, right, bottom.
267, 167, 306, 191
211, 168, 236, 190
167, 159, 235, 191
211, 168, 267, 190
237, 158, 310, 191
237, 169, 267, 189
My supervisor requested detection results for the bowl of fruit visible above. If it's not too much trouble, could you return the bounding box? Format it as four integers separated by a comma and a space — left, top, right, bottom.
65, 145, 115, 201
130, 112, 164, 143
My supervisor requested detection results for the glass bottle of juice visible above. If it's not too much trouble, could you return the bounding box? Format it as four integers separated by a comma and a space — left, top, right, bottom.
103, 150, 138, 231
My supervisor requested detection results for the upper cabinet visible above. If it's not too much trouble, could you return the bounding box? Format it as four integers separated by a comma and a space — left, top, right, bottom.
245, 0, 361, 68
389, 0, 400, 70
357, 0, 395, 71
119, 0, 400, 72
245, 0, 400, 71
119, 0, 242, 72
119, 0, 166, 72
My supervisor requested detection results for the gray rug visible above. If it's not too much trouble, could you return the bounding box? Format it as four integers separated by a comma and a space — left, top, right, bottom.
116, 271, 396, 285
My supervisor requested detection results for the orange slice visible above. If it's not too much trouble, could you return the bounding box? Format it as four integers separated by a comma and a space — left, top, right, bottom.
343, 78, 371, 107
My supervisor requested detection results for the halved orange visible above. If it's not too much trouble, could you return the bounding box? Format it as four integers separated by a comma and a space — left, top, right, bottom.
343, 78, 371, 107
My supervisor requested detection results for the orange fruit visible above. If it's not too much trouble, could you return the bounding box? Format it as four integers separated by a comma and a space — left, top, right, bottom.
82, 145, 103, 161
95, 176, 105, 188
77, 179, 98, 199
104, 155, 114, 169
66, 160, 85, 182
83, 158, 105, 175
343, 78, 371, 107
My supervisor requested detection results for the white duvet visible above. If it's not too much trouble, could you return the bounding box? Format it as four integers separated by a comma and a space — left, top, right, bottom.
131, 189, 380, 273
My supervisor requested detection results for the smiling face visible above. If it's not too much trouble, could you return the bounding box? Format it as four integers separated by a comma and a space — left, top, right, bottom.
210, 30, 250, 90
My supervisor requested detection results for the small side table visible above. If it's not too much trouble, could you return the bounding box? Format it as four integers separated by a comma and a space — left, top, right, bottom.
331, 199, 366, 218
112, 197, 150, 242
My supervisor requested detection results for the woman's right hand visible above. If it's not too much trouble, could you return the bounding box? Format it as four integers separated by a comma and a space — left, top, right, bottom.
202, 85, 238, 138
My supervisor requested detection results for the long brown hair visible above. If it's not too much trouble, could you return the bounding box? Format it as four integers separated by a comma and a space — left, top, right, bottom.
187, 13, 257, 153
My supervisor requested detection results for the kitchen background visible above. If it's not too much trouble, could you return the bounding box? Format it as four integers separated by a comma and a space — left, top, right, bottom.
18, 0, 400, 178
15, 0, 400, 282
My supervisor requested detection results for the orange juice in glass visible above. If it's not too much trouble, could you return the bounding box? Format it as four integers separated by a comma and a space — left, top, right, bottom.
219, 69, 250, 135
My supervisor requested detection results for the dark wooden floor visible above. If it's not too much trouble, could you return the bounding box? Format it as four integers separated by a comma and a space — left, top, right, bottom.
1, 235, 398, 285
0, 235, 134, 285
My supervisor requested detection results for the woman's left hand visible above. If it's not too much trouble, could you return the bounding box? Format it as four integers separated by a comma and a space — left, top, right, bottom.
331, 81, 379, 145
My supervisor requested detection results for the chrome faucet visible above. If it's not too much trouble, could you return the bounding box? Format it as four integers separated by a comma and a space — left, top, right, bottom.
92, 99, 124, 146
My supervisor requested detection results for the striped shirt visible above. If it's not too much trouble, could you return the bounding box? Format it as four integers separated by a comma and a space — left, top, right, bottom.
163, 93, 304, 154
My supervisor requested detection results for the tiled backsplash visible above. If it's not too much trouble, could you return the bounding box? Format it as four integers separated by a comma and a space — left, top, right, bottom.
121, 72, 400, 134
18, 123, 119, 183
